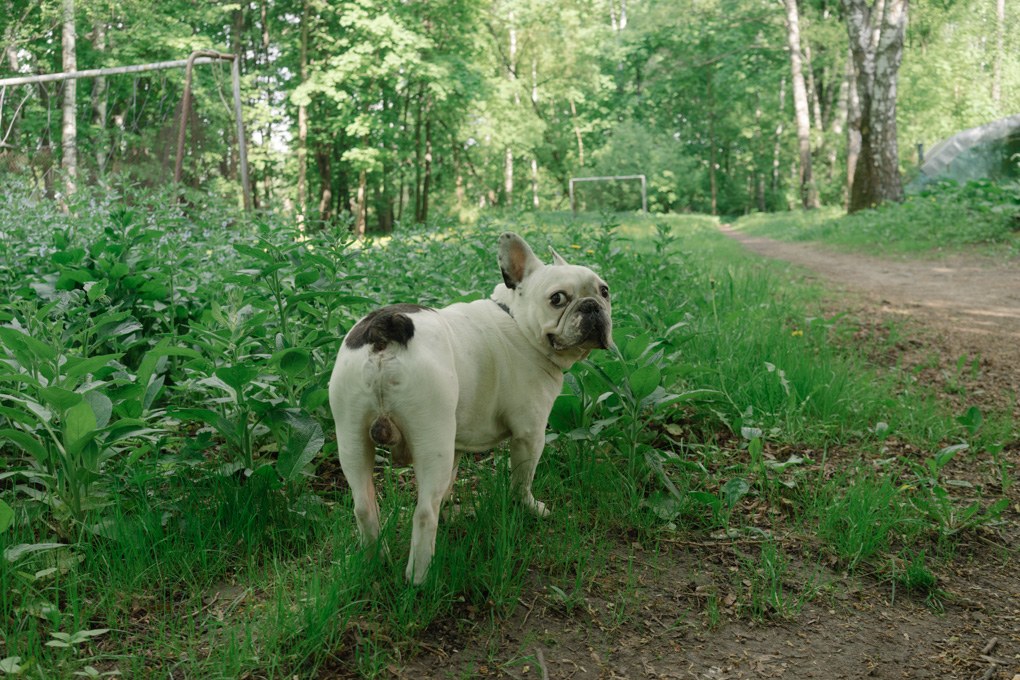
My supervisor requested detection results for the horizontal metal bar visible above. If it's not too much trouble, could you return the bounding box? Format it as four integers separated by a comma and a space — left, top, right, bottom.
0, 53, 234, 88
569, 175, 646, 183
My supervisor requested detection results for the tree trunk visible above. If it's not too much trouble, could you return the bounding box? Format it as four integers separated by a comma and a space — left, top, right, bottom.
829, 52, 852, 182
772, 76, 786, 195
297, 0, 309, 222
845, 50, 861, 208
784, 0, 820, 209
706, 70, 718, 216
804, 44, 824, 131
413, 83, 424, 220
569, 99, 585, 167
260, 0, 273, 204
61, 0, 77, 196
842, 0, 907, 213
420, 113, 433, 223
316, 142, 332, 223
504, 8, 518, 207
352, 168, 367, 238
91, 18, 108, 178
531, 158, 539, 209
992, 0, 1004, 105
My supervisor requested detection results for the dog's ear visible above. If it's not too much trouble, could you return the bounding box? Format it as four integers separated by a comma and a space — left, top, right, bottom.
498, 232, 544, 289
550, 247, 569, 267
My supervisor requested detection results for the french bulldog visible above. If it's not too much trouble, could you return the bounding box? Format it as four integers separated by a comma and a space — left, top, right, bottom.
328, 232, 613, 583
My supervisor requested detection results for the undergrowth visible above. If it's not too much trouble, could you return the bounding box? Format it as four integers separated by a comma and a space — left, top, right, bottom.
0, 184, 1014, 676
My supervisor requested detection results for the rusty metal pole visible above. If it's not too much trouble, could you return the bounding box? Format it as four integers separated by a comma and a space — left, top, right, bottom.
173, 50, 233, 186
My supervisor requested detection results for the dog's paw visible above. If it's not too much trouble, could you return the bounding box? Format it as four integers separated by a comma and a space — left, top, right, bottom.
526, 498, 550, 518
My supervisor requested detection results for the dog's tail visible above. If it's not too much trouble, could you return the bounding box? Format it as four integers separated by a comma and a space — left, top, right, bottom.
370, 415, 411, 466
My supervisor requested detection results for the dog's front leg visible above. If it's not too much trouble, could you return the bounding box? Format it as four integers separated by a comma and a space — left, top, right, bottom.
509, 433, 550, 517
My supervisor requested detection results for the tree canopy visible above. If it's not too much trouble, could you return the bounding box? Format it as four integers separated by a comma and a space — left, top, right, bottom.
1, 0, 1018, 225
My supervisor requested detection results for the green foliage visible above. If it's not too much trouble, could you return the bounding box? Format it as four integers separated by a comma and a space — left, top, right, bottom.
4, 0, 1020, 220
735, 180, 1020, 254
0, 192, 1013, 675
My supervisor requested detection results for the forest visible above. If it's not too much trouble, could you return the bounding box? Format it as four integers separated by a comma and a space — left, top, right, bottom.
2, 0, 1018, 228
2, 1, 1020, 678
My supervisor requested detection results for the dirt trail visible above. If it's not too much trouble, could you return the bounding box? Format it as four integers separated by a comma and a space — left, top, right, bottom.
402, 229, 1020, 680
719, 225, 1020, 407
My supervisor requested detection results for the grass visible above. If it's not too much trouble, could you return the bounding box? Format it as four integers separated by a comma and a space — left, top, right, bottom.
732, 179, 1020, 256
0, 185, 1015, 676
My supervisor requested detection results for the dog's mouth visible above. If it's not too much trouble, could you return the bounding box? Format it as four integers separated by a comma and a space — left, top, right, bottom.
548, 306, 613, 352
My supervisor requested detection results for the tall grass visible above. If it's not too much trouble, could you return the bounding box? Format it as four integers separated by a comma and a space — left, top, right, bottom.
0, 188, 1013, 676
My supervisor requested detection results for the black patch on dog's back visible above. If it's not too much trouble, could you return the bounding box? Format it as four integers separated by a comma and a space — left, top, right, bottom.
344, 304, 431, 352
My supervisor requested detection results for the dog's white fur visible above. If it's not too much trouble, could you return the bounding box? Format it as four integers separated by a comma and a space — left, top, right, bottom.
328, 232, 612, 583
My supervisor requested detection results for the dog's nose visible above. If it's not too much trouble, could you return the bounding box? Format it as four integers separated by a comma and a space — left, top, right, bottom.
578, 298, 601, 314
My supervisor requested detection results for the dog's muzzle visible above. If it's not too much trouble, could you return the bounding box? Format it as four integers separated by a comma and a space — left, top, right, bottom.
551, 298, 613, 351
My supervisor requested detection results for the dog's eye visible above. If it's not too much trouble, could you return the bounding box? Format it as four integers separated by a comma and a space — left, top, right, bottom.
599, 285, 610, 299
549, 292, 568, 308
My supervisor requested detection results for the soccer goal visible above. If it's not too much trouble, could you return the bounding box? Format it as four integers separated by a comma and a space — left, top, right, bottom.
0, 50, 251, 209
569, 174, 647, 213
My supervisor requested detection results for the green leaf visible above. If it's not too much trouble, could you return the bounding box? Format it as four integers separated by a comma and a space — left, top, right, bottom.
295, 268, 320, 287
63, 354, 120, 384
548, 394, 582, 433
234, 243, 276, 264
277, 348, 310, 377
84, 279, 108, 302
0, 429, 48, 464
0, 499, 13, 532
0, 656, 24, 674
170, 408, 222, 427
276, 413, 325, 481
64, 400, 97, 449
628, 364, 661, 401
301, 388, 330, 411
0, 327, 58, 361
721, 478, 750, 508
83, 391, 113, 429
40, 387, 83, 412
215, 365, 259, 393
3, 542, 65, 563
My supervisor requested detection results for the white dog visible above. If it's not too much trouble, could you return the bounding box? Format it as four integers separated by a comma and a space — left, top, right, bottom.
328, 232, 613, 583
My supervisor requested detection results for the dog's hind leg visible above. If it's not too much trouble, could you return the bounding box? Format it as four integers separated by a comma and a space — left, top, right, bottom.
404, 421, 457, 585
337, 425, 382, 548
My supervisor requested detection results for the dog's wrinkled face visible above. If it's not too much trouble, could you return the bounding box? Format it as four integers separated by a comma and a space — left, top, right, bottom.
494, 232, 613, 363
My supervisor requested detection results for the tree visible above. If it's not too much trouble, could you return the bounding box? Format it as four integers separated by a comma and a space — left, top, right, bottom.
841, 0, 908, 213
61, 0, 77, 196
783, 0, 820, 209
992, 0, 1004, 106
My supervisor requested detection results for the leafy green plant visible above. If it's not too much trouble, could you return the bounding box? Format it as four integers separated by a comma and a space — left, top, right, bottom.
0, 325, 168, 522
904, 444, 1009, 538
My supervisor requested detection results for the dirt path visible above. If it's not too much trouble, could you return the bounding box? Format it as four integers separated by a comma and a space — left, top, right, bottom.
401, 230, 1020, 680
719, 224, 1020, 413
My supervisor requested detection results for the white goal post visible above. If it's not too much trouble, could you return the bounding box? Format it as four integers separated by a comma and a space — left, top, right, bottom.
569, 174, 647, 213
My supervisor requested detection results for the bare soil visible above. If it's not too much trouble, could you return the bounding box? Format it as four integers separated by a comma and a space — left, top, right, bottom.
392, 229, 1020, 680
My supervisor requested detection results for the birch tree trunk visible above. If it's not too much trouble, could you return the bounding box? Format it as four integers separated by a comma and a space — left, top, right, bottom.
569, 99, 585, 166
992, 0, 1004, 105
504, 9, 518, 207
61, 0, 77, 195
297, 0, 309, 222
352, 168, 367, 238
842, 0, 907, 213
784, 0, 820, 209
772, 76, 786, 195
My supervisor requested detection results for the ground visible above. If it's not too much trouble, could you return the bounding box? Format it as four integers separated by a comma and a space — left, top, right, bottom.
396, 227, 1020, 680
